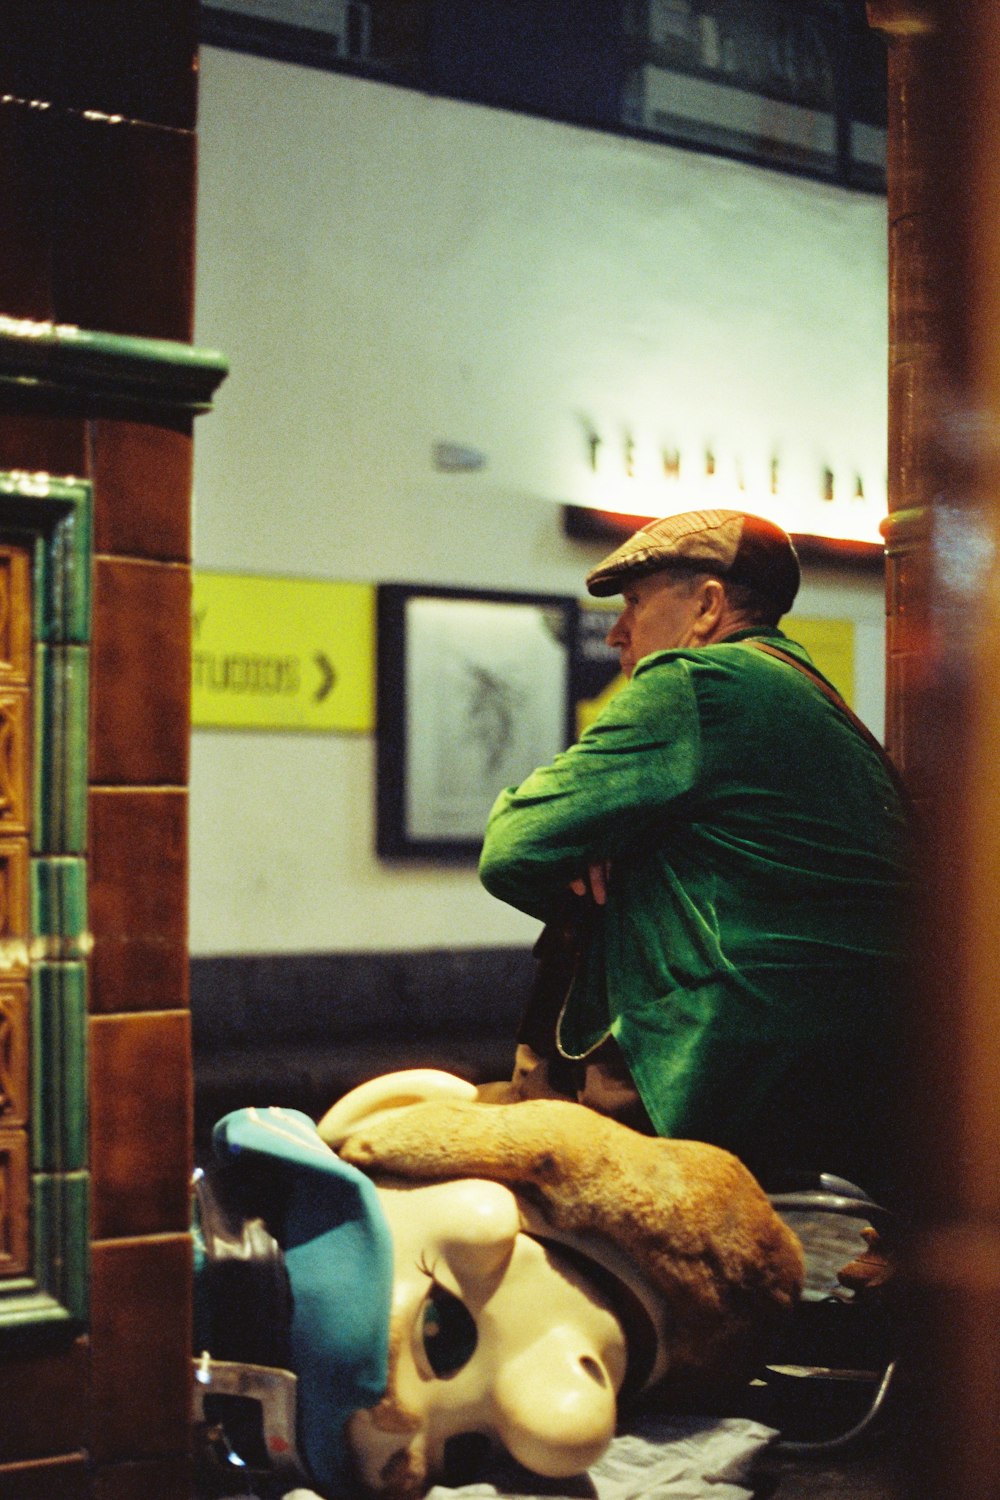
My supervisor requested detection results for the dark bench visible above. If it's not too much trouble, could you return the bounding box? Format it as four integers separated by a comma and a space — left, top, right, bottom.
191, 946, 534, 1161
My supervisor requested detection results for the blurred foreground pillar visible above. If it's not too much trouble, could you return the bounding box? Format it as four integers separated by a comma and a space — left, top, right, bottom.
870, 2, 1000, 1493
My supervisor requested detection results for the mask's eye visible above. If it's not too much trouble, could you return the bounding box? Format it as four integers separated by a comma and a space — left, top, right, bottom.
422, 1282, 477, 1378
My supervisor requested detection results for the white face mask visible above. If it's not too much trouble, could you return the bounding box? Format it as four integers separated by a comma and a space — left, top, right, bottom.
346, 1176, 627, 1494
321, 1067, 803, 1498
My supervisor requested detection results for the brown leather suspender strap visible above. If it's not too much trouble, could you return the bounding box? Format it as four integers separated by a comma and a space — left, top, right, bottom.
745, 639, 908, 802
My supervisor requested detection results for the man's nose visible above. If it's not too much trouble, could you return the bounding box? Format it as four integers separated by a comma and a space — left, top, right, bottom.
606, 611, 628, 647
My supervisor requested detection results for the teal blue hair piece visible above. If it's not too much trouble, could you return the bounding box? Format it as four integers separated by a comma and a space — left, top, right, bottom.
210, 1106, 394, 1493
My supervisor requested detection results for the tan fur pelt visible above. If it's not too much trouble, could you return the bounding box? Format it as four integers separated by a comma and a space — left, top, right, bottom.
338, 1097, 804, 1402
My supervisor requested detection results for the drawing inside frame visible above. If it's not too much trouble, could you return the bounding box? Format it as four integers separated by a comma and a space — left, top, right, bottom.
377, 585, 579, 857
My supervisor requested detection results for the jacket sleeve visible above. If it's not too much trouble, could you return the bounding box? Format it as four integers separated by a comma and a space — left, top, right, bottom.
478, 655, 701, 921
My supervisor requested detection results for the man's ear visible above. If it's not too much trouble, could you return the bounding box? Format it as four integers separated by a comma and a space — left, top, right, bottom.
317, 1069, 477, 1148
690, 577, 727, 641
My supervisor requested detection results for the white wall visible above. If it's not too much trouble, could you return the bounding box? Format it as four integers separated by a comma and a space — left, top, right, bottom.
190, 46, 888, 957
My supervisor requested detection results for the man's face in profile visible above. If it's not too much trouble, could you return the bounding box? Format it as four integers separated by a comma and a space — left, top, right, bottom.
604, 570, 708, 677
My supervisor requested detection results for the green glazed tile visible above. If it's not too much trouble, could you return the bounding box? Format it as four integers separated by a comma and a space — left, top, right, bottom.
61, 646, 90, 852
61, 490, 93, 645
32, 643, 90, 855
32, 525, 55, 644
31, 640, 52, 851
0, 320, 229, 415
61, 1172, 89, 1322
0, 471, 94, 1348
32, 1171, 89, 1325
31, 857, 88, 955
0, 1282, 79, 1340
0, 474, 95, 646
43, 488, 93, 646
30, 962, 88, 1173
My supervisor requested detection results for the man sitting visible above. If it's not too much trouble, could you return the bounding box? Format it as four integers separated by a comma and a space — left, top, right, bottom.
479, 509, 909, 1198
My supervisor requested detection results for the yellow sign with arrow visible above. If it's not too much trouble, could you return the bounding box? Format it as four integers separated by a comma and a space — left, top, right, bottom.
192, 571, 375, 732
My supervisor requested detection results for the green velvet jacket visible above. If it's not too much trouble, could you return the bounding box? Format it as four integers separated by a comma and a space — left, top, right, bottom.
479, 627, 909, 1186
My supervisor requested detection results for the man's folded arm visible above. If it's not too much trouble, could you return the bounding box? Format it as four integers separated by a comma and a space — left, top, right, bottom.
478, 663, 700, 920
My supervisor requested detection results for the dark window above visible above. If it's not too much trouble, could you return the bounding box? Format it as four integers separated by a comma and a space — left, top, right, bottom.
201, 0, 886, 191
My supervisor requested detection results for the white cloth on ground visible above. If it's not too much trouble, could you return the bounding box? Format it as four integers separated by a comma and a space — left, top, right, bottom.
279, 1413, 775, 1500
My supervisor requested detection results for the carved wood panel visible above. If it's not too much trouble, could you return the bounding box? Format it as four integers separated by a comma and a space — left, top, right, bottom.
0, 692, 29, 839
0, 1131, 29, 1276
0, 985, 28, 1128
0, 841, 28, 975
0, 546, 31, 685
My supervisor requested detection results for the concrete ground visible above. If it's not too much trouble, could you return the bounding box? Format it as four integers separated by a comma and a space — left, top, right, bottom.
754, 1443, 907, 1500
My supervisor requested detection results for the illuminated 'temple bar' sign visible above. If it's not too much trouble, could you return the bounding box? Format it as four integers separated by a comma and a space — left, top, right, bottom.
570, 436, 886, 557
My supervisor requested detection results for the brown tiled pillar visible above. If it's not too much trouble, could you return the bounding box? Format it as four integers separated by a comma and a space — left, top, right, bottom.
0, 4, 221, 1497
870, 3, 1000, 1494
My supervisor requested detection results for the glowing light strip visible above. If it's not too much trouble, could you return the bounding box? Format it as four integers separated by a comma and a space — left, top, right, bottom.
572, 436, 886, 548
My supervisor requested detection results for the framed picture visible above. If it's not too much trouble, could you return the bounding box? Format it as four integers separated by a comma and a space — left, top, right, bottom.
377, 584, 579, 858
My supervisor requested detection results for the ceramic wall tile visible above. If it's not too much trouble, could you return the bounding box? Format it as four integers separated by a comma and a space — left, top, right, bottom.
32, 1171, 88, 1322
89, 558, 190, 787
0, 98, 55, 322
54, 0, 199, 130
31, 857, 87, 958
52, 112, 195, 342
38, 484, 93, 651
30, 962, 87, 1173
0, 475, 92, 653
0, 414, 89, 480
89, 1234, 192, 1463
91, 418, 192, 562
88, 789, 187, 1014
0, 1335, 88, 1462
33, 644, 89, 854
0, 1453, 89, 1498
89, 1010, 191, 1240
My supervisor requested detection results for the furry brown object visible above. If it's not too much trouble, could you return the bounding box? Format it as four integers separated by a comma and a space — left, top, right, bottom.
337, 1096, 804, 1402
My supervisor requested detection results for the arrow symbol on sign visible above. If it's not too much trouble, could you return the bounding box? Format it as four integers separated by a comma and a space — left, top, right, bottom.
314, 652, 337, 702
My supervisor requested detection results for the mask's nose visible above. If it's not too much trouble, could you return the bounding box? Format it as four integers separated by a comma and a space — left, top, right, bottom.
438, 1182, 521, 1290
491, 1327, 618, 1477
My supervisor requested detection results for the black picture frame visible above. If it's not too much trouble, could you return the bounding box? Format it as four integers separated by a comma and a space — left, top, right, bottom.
377, 584, 579, 859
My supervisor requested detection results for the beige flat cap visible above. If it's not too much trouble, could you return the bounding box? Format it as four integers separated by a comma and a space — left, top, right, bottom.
586, 508, 800, 616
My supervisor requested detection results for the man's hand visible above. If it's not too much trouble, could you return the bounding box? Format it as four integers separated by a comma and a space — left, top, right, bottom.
569, 861, 610, 906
